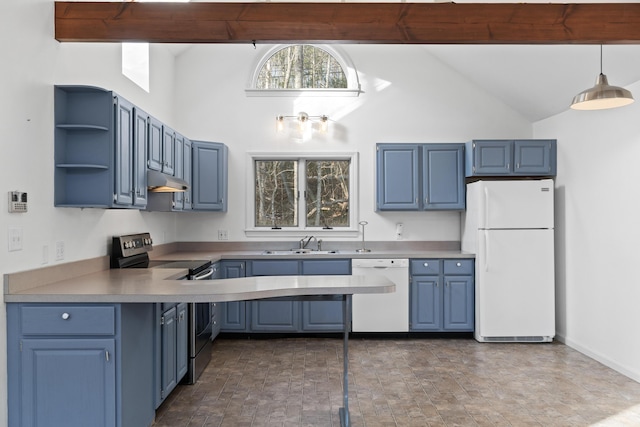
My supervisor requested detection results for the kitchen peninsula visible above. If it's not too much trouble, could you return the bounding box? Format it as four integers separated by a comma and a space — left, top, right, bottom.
4, 256, 397, 427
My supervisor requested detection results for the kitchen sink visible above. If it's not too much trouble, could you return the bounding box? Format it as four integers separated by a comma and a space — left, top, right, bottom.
262, 249, 340, 255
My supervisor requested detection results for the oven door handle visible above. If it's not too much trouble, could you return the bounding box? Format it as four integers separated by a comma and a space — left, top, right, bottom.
192, 267, 214, 280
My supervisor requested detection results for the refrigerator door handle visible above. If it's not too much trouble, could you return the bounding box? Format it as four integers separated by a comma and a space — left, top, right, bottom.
484, 230, 489, 272
484, 186, 490, 229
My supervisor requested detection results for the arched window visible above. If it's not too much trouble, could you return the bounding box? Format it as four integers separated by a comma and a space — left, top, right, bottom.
247, 44, 360, 96
257, 45, 347, 89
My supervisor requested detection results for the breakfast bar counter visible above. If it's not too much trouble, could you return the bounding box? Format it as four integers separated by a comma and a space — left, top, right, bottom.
5, 266, 394, 427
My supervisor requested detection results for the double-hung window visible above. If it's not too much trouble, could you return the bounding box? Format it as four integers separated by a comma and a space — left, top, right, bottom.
247, 153, 358, 235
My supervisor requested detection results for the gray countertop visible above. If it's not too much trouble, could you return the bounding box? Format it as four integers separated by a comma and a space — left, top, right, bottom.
4, 247, 473, 303
5, 269, 395, 304
150, 249, 475, 262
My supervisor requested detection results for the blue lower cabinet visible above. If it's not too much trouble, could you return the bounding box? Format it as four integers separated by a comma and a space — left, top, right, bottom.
219, 261, 249, 332
156, 303, 190, 408
301, 259, 350, 331
443, 275, 474, 331
250, 298, 300, 331
410, 259, 474, 332
410, 276, 442, 331
20, 338, 116, 427
220, 300, 248, 331
220, 259, 350, 333
7, 303, 155, 427
301, 300, 344, 331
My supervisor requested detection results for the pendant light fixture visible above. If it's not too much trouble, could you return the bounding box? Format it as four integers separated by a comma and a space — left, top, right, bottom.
571, 45, 634, 110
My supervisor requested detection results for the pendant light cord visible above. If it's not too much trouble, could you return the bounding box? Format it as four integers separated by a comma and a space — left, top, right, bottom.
600, 44, 603, 75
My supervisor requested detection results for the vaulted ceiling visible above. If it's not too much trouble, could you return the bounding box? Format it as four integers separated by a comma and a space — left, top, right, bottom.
55, 2, 640, 122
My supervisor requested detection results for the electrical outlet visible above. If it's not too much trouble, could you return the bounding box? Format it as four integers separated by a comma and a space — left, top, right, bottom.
217, 230, 228, 240
8, 228, 23, 252
395, 223, 404, 240
55, 241, 65, 261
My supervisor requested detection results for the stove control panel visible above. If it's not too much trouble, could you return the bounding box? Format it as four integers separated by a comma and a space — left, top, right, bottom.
112, 232, 153, 258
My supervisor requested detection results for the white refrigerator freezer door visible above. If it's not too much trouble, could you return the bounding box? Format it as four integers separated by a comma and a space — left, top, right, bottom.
471, 179, 554, 229
476, 229, 555, 340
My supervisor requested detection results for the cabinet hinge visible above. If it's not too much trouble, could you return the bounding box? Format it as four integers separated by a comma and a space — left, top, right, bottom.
160, 390, 165, 399
19, 340, 23, 352
160, 316, 165, 325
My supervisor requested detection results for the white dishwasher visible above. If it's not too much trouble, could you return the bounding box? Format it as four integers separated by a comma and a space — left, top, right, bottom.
352, 258, 409, 332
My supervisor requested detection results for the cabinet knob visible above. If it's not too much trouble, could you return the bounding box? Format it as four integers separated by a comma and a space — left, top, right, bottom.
423, 262, 429, 267
61, 312, 70, 320
456, 262, 461, 267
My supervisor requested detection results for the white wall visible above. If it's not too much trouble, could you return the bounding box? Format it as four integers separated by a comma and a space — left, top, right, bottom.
173, 44, 532, 243
535, 87, 640, 383
1, 1, 182, 425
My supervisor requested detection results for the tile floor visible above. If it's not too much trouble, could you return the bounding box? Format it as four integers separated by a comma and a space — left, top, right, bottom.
153, 337, 640, 426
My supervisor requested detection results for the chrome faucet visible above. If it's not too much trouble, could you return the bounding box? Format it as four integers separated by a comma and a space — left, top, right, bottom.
299, 235, 319, 250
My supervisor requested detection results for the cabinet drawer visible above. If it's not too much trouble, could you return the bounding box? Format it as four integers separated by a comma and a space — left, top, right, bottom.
443, 259, 474, 275
20, 305, 116, 336
410, 259, 440, 275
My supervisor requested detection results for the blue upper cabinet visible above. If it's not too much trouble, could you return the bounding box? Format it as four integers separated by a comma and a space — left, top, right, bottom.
191, 141, 228, 211
376, 144, 420, 210
132, 107, 149, 208
465, 139, 556, 177
54, 85, 147, 209
162, 125, 175, 175
376, 143, 465, 211
422, 144, 465, 210
147, 115, 163, 171
182, 138, 192, 210
513, 139, 556, 175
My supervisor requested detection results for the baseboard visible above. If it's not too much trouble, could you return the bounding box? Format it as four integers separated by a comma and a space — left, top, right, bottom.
559, 334, 640, 384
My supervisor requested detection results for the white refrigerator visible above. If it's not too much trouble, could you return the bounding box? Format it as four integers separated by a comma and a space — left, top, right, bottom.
461, 179, 555, 342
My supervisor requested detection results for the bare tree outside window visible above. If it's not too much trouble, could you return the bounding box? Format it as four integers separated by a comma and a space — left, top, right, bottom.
255, 160, 298, 228
305, 160, 350, 228
256, 45, 348, 89
254, 158, 351, 228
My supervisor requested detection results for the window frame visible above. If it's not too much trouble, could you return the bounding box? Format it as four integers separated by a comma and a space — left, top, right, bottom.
245, 44, 361, 97
245, 152, 359, 237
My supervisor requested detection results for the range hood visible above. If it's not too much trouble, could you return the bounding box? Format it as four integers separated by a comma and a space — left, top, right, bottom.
147, 170, 188, 193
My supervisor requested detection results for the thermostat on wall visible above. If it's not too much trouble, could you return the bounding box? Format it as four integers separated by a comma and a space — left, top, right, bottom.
8, 191, 27, 213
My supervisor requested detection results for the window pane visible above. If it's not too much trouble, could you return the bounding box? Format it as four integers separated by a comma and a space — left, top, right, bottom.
255, 160, 298, 227
256, 45, 347, 89
305, 160, 350, 228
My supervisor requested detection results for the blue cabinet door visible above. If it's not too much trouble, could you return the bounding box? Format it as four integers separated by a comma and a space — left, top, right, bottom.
114, 96, 134, 206
160, 306, 177, 401
422, 144, 465, 210
147, 116, 163, 171
443, 276, 474, 331
176, 303, 188, 381
301, 259, 350, 331
21, 338, 116, 427
182, 138, 192, 210
410, 276, 442, 331
162, 125, 175, 175
513, 139, 556, 175
469, 140, 512, 176
249, 260, 300, 332
172, 133, 184, 210
250, 298, 300, 331
192, 141, 228, 211
220, 262, 248, 331
376, 144, 420, 210
132, 107, 148, 208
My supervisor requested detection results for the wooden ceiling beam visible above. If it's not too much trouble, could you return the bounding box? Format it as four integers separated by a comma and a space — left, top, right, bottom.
55, 2, 640, 45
